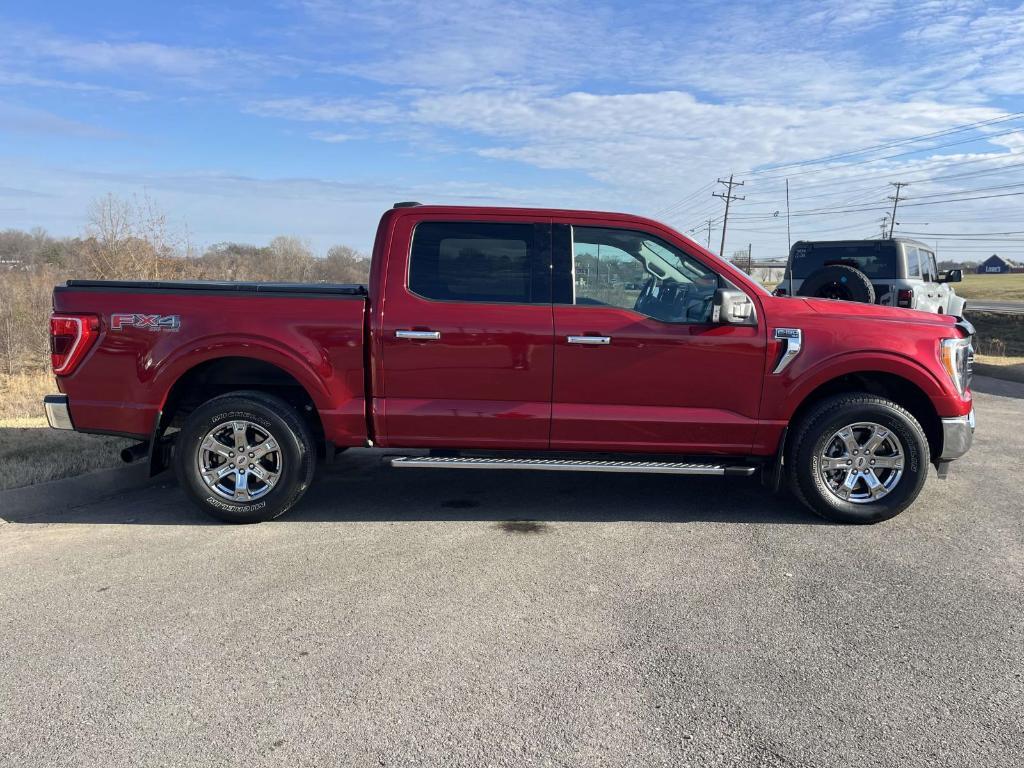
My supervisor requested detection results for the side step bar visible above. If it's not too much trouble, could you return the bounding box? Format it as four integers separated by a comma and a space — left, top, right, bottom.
389, 456, 756, 477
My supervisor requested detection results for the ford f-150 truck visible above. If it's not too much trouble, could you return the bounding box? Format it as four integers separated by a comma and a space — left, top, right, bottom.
44, 203, 976, 524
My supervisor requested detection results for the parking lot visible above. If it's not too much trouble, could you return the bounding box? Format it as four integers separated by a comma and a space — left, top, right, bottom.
1, 376, 1021, 768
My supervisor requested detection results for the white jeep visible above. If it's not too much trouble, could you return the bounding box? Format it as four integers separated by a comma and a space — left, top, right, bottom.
775, 238, 966, 315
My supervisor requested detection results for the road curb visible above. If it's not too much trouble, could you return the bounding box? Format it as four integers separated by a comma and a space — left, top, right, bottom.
974, 362, 1024, 384
0, 464, 158, 523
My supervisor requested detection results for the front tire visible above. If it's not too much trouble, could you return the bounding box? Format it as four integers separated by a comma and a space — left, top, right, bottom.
174, 391, 316, 523
787, 394, 929, 524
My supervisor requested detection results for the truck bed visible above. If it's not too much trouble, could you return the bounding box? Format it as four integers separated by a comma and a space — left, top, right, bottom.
52, 279, 369, 445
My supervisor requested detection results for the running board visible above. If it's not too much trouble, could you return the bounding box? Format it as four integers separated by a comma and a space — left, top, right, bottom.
388, 456, 757, 477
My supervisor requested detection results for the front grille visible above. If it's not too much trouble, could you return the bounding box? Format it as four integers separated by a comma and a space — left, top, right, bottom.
963, 344, 974, 391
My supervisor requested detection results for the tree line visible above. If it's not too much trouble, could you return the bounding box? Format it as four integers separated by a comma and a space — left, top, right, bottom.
0, 194, 371, 375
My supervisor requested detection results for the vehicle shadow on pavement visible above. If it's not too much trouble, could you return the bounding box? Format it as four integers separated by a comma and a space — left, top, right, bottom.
4, 450, 826, 526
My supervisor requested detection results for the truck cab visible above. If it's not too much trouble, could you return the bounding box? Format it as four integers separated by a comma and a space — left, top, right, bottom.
45, 205, 976, 525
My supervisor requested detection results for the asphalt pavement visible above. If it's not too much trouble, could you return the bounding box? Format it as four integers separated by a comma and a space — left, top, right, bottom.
1, 377, 1022, 767
967, 300, 1024, 315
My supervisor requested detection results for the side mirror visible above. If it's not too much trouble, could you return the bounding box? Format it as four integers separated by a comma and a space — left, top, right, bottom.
713, 288, 756, 325
939, 268, 963, 283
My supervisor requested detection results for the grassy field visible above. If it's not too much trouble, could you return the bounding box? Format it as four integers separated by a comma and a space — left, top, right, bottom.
955, 272, 1024, 302
0, 370, 132, 491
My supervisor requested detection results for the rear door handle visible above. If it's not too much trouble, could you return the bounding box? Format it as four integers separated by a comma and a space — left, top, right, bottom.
395, 330, 441, 340
567, 335, 611, 345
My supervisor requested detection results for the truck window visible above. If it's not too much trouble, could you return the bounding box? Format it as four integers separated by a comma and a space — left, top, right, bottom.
409, 222, 538, 303
905, 246, 921, 278
790, 243, 897, 279
571, 226, 719, 323
920, 249, 937, 282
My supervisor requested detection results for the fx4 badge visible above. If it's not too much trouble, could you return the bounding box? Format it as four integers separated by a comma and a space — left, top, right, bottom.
111, 313, 181, 332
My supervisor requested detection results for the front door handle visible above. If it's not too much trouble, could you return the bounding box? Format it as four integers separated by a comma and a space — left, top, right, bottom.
395, 329, 441, 341
567, 335, 611, 345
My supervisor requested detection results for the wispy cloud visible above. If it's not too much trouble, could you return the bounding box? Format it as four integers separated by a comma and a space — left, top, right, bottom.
2, 0, 1023, 256
0, 102, 123, 139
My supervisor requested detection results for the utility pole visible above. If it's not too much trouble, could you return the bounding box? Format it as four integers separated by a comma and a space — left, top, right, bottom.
713, 174, 745, 257
785, 179, 792, 253
747, 243, 753, 275
706, 219, 713, 249
887, 182, 908, 238
879, 215, 890, 239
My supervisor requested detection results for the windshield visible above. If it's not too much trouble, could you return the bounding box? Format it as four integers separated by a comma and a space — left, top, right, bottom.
789, 242, 898, 279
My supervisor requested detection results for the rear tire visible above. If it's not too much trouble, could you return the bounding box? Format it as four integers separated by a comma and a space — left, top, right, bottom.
174, 391, 316, 523
787, 393, 929, 524
797, 265, 876, 304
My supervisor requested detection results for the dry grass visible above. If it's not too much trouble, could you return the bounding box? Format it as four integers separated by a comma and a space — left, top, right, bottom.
0, 370, 133, 491
957, 273, 1024, 302
975, 353, 1024, 366
968, 312, 1024, 357
0, 369, 52, 421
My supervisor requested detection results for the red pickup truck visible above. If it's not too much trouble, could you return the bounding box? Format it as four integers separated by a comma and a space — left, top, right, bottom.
44, 203, 975, 524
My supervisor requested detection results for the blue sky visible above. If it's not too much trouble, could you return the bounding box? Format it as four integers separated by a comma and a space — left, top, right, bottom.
2, 0, 1023, 258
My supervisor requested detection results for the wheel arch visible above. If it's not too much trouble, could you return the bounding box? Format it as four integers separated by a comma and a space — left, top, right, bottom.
787, 370, 942, 461
158, 356, 326, 451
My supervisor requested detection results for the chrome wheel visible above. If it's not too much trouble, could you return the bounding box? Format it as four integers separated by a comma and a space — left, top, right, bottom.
818, 421, 904, 504
196, 420, 283, 502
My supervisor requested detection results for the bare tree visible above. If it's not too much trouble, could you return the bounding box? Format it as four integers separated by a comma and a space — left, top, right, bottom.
322, 245, 371, 283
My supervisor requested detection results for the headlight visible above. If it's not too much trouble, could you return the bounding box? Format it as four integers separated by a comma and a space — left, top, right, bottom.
939, 337, 974, 395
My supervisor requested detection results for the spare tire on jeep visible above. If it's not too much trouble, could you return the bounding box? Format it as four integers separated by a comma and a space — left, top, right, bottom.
797, 265, 876, 304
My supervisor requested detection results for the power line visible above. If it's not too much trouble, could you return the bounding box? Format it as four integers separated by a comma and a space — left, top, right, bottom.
746, 112, 1024, 176
751, 127, 1024, 182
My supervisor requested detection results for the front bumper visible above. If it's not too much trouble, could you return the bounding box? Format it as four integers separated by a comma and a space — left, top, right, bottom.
939, 408, 975, 461
43, 394, 74, 430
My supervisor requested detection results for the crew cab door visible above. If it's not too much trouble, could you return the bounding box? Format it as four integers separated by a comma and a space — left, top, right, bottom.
550, 222, 766, 453
376, 215, 554, 449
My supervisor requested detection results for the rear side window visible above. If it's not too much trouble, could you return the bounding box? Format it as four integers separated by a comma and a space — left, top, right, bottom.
409, 221, 539, 303
790, 243, 897, 279
921, 249, 937, 281
905, 246, 921, 278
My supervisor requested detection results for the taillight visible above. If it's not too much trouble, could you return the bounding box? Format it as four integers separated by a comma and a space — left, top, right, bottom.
897, 289, 913, 308
50, 314, 100, 375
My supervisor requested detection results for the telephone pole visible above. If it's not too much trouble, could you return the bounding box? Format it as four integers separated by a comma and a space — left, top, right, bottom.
747, 243, 753, 274
785, 178, 792, 252
713, 174, 745, 257
706, 219, 714, 249
887, 182, 908, 238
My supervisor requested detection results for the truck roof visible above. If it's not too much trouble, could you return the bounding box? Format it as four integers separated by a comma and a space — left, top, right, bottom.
386, 203, 687, 237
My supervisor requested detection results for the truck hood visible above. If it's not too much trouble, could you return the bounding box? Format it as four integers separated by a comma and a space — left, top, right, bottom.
800, 297, 958, 329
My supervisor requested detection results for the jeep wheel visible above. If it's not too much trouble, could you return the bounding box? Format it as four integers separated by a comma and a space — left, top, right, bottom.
797, 265, 876, 304
787, 394, 929, 523
174, 391, 316, 523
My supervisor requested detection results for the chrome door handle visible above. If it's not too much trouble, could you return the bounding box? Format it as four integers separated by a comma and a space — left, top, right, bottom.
567, 335, 611, 345
395, 330, 441, 340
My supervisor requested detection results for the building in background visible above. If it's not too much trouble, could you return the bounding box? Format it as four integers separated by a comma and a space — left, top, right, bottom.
976, 254, 1021, 274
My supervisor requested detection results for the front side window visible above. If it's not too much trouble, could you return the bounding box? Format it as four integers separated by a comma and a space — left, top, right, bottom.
409, 221, 537, 303
571, 226, 719, 323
